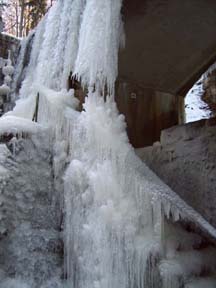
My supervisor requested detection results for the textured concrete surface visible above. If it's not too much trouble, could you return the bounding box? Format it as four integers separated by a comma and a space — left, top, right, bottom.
136, 117, 216, 228
115, 80, 183, 147
203, 71, 216, 116
0, 134, 63, 286
120, 0, 216, 95
0, 33, 19, 61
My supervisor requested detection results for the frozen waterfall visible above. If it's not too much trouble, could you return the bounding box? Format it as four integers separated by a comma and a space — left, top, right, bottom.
1, 0, 216, 287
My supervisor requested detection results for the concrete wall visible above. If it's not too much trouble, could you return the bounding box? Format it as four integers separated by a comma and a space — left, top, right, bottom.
136, 117, 216, 228
203, 71, 216, 115
0, 33, 19, 60
0, 33, 20, 85
115, 80, 184, 148
69, 78, 184, 148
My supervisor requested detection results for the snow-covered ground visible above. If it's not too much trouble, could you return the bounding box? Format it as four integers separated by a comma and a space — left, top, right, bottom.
185, 79, 212, 123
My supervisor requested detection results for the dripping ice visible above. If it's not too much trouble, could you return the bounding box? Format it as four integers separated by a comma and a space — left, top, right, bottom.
1, 0, 216, 287
2, 0, 161, 286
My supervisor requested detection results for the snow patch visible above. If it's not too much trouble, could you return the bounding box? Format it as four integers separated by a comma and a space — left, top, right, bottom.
0, 115, 45, 136
185, 80, 212, 123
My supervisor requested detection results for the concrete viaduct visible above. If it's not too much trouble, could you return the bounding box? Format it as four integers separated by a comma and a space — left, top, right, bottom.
1, 1, 216, 148
116, 0, 216, 147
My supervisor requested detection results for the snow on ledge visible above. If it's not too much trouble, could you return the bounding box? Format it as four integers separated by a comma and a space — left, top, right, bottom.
0, 116, 46, 136
0, 32, 21, 41
132, 153, 216, 244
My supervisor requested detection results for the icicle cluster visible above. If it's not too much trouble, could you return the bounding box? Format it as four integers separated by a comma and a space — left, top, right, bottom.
64, 92, 163, 288
0, 52, 14, 97
63, 1, 162, 287
5, 0, 163, 287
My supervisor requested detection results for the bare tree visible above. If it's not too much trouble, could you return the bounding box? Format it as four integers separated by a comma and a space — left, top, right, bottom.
2, 0, 53, 37
18, 0, 24, 37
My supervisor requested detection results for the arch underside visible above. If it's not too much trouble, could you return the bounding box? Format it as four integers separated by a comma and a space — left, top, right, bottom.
119, 0, 216, 96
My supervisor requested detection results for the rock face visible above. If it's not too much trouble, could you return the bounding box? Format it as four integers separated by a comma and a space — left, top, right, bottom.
0, 133, 63, 287
0, 33, 19, 60
0, 16, 3, 33
203, 70, 216, 114
136, 117, 216, 228
0, 33, 20, 86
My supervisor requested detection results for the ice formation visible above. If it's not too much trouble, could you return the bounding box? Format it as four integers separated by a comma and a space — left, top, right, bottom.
1, 0, 216, 287
11, 31, 35, 101
0, 54, 14, 97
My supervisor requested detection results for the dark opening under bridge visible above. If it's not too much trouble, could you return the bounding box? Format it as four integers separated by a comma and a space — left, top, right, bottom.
116, 0, 216, 147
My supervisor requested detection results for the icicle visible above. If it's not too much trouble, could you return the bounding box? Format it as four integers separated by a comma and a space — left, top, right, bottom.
0, 51, 14, 99
61, 0, 86, 88
11, 31, 35, 101
74, 0, 124, 94
35, 1, 63, 88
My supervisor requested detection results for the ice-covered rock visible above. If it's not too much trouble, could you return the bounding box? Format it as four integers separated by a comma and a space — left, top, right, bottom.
0, 84, 10, 96
2, 65, 14, 77
0, 115, 45, 136
0, 134, 63, 288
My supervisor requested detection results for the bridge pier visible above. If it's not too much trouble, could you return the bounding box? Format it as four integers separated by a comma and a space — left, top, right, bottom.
116, 79, 184, 148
